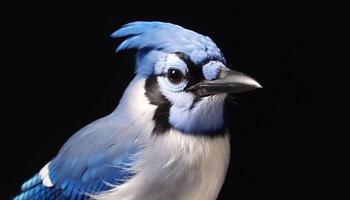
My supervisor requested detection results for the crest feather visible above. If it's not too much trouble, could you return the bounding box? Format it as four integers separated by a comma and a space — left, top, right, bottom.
111, 21, 222, 60
111, 21, 225, 75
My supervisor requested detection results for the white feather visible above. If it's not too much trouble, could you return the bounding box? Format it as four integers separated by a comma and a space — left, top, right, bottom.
95, 129, 230, 200
93, 77, 230, 200
39, 163, 54, 187
169, 94, 226, 133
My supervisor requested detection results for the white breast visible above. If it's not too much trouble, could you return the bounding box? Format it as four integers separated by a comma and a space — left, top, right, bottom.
95, 130, 230, 200
93, 76, 231, 200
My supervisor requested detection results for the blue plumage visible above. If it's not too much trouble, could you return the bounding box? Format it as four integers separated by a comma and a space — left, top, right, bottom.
14, 174, 66, 200
20, 173, 41, 191
14, 115, 139, 200
14, 21, 261, 200
112, 21, 225, 66
46, 116, 138, 199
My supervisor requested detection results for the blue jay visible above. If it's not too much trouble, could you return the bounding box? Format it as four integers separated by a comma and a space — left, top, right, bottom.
14, 21, 261, 200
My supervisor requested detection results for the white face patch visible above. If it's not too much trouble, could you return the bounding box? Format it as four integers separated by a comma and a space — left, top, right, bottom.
155, 53, 194, 108
155, 53, 190, 93
157, 77, 195, 108
169, 94, 227, 133
202, 61, 225, 81
154, 53, 188, 75
153, 53, 227, 133
157, 76, 188, 93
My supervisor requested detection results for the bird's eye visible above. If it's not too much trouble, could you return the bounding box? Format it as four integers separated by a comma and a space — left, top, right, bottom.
166, 68, 185, 84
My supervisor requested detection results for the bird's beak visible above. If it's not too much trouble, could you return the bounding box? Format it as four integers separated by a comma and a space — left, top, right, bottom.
187, 69, 262, 97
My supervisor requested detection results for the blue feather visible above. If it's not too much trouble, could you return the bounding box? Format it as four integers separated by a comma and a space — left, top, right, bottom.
112, 21, 225, 68
14, 21, 229, 200
14, 115, 139, 200
14, 181, 66, 200
21, 173, 41, 191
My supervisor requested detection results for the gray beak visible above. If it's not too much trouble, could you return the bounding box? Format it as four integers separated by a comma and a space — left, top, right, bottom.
187, 69, 262, 97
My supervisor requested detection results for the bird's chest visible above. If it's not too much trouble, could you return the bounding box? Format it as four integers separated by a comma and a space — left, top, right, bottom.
142, 131, 231, 200
97, 131, 230, 200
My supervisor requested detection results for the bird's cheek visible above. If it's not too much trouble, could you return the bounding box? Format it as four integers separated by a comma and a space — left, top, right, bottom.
163, 92, 195, 109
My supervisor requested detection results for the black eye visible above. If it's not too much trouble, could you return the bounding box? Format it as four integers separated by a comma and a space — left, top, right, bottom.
166, 68, 185, 84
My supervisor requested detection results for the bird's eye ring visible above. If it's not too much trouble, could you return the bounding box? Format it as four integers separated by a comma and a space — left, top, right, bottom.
166, 68, 185, 84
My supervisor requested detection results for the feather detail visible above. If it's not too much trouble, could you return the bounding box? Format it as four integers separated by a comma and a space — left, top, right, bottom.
111, 21, 224, 66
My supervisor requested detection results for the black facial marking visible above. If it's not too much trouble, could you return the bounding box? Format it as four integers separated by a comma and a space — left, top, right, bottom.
175, 52, 206, 108
145, 76, 171, 135
152, 103, 172, 135
186, 127, 228, 138
175, 52, 205, 89
144, 54, 228, 138
145, 75, 168, 105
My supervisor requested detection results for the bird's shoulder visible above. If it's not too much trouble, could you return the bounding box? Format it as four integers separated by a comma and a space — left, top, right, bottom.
41, 114, 141, 198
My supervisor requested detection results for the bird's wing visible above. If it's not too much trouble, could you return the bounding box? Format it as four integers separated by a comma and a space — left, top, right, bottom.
15, 115, 140, 200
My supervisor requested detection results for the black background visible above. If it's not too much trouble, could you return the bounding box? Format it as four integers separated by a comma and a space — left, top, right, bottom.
2, 1, 321, 199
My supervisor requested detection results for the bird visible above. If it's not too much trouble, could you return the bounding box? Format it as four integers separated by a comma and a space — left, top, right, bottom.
13, 21, 261, 200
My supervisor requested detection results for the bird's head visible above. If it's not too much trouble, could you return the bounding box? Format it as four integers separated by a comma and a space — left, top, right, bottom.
112, 21, 261, 136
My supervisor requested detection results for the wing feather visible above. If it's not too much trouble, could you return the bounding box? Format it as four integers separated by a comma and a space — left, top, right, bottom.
14, 115, 140, 200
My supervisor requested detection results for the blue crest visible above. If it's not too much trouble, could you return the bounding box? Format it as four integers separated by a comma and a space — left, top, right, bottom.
111, 21, 225, 66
